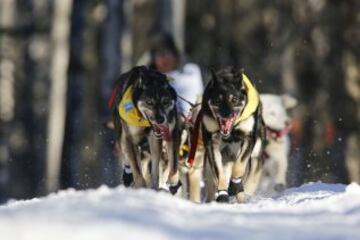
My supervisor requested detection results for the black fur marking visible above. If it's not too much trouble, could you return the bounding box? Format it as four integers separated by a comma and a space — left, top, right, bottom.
228, 180, 244, 196
222, 130, 247, 143
169, 181, 182, 195
216, 192, 230, 203
123, 171, 133, 187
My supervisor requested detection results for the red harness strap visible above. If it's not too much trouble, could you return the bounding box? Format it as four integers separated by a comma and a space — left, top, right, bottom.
187, 110, 203, 167
108, 85, 120, 108
266, 127, 290, 141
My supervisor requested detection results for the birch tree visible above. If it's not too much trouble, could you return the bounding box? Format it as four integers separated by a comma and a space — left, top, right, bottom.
46, 0, 73, 193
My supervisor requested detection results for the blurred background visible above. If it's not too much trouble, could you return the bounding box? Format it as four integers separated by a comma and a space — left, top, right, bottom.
0, 0, 359, 201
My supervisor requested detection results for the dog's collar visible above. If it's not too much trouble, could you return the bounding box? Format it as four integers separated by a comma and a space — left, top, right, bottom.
118, 86, 151, 127
235, 73, 260, 124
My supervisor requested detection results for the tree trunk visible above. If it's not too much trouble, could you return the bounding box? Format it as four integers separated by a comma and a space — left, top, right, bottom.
60, 0, 86, 190
99, 0, 122, 186
46, 0, 73, 193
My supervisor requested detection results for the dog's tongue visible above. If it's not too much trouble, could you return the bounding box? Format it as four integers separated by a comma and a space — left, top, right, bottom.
153, 124, 170, 141
220, 116, 235, 135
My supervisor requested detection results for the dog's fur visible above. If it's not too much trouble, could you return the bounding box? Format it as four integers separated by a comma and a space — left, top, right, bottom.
111, 66, 181, 192
258, 94, 297, 196
200, 68, 265, 203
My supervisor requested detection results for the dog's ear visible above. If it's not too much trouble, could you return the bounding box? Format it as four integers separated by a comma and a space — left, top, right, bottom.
233, 68, 243, 82
135, 69, 147, 89
281, 94, 298, 109
207, 68, 218, 88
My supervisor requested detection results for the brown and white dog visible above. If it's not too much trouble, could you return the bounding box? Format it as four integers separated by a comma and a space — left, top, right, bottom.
109, 66, 181, 193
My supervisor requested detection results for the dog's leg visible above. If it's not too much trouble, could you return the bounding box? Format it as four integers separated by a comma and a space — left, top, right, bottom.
166, 137, 181, 194
206, 138, 229, 203
188, 149, 204, 202
148, 135, 162, 190
141, 150, 151, 187
231, 140, 252, 203
203, 151, 216, 202
120, 133, 146, 188
274, 154, 287, 192
245, 157, 264, 195
245, 137, 265, 195
188, 168, 201, 202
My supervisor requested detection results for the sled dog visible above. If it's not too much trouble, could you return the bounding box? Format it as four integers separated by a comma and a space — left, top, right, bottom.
109, 66, 181, 193
196, 68, 265, 203
259, 94, 297, 196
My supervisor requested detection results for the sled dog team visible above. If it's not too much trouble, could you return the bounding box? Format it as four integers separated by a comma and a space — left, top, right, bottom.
108, 66, 297, 203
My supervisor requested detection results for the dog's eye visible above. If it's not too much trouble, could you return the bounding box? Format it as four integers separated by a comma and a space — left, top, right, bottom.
162, 97, 170, 105
212, 98, 221, 105
230, 96, 239, 105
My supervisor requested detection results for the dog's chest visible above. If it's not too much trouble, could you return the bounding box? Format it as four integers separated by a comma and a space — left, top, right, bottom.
221, 141, 242, 160
265, 136, 289, 158
126, 125, 150, 144
234, 116, 255, 133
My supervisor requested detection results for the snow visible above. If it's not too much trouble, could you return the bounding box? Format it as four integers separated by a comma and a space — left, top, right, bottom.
1, 183, 360, 240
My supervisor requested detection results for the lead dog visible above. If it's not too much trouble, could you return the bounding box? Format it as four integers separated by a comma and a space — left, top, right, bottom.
195, 68, 265, 203
109, 66, 181, 193
258, 94, 297, 196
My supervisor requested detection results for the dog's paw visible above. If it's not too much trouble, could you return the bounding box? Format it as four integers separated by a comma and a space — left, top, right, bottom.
215, 190, 229, 203
169, 181, 182, 195
158, 187, 170, 193
122, 165, 133, 187
228, 178, 244, 196
236, 192, 246, 203
133, 175, 147, 188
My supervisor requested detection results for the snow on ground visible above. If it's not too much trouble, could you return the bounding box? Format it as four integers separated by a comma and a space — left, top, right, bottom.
1, 182, 360, 240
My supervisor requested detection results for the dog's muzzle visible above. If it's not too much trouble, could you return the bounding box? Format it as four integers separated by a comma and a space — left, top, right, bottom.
152, 124, 170, 141
218, 113, 237, 137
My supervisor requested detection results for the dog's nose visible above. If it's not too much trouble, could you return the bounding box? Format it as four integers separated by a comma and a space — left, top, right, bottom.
219, 107, 233, 118
155, 115, 166, 124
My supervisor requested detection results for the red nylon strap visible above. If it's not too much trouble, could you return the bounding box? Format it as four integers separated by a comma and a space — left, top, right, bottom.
187, 110, 203, 167
108, 85, 119, 108
266, 127, 290, 140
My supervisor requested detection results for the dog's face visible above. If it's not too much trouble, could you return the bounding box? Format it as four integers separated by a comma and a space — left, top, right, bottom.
204, 69, 247, 137
260, 94, 297, 130
133, 69, 177, 138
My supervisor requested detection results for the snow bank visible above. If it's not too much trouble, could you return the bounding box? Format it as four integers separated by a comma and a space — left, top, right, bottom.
1, 182, 360, 240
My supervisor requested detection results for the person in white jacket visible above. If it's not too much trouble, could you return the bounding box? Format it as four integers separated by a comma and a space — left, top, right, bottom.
148, 33, 204, 118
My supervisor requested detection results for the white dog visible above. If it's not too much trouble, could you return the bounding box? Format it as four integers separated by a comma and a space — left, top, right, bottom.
257, 94, 297, 197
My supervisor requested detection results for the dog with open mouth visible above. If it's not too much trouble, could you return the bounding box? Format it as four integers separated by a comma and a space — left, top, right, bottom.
197, 67, 265, 203
109, 66, 181, 193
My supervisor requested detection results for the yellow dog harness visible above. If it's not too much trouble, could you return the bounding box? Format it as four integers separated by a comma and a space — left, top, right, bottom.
118, 86, 151, 127
236, 73, 260, 123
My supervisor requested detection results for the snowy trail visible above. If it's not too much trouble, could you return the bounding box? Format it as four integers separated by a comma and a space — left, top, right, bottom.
1, 183, 360, 240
